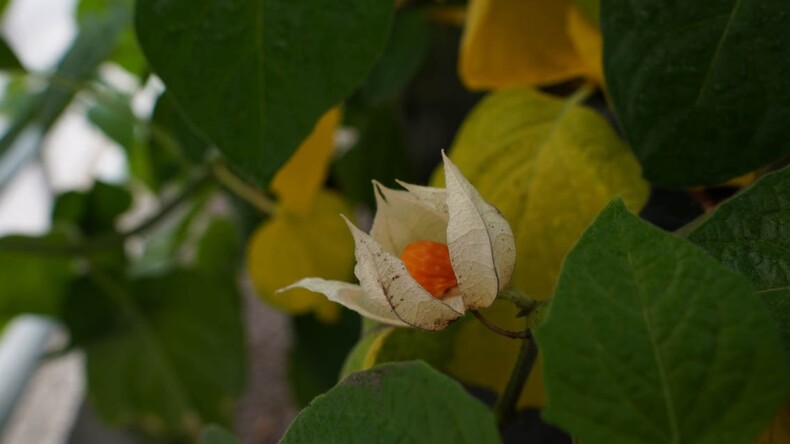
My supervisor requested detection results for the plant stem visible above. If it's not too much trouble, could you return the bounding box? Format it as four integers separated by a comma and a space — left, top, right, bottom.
210, 160, 277, 215
494, 318, 538, 429
498, 288, 537, 313
470, 310, 530, 340
0, 171, 212, 257
568, 81, 597, 107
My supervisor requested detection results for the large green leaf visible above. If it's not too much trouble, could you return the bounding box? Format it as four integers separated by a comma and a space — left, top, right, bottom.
65, 270, 245, 437
603, 0, 790, 186
535, 199, 789, 444
688, 165, 790, 359
135, 0, 395, 185
353, 8, 431, 107
150, 91, 211, 165
281, 361, 500, 444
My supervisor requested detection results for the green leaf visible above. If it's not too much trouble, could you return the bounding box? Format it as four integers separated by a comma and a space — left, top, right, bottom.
53, 181, 132, 236
288, 310, 360, 407
374, 325, 459, 368
281, 361, 500, 444
135, 0, 395, 185
436, 87, 649, 299
354, 8, 431, 107
150, 91, 211, 164
87, 92, 154, 188
64, 270, 245, 436
0, 234, 73, 323
0, 76, 38, 116
51, 182, 130, 271
78, 0, 146, 76
333, 105, 412, 207
87, 92, 135, 150
535, 199, 789, 444
0, 6, 127, 186
202, 424, 241, 444
195, 218, 241, 277
603, 0, 790, 186
340, 323, 461, 378
0, 38, 22, 71
130, 191, 213, 277
139, 91, 209, 190
688, 165, 790, 359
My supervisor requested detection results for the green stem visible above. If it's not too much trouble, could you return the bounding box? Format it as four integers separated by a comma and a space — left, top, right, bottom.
121, 172, 212, 239
498, 288, 537, 313
0, 171, 212, 257
499, 288, 550, 332
210, 160, 277, 215
568, 82, 597, 107
494, 318, 538, 429
471, 310, 529, 340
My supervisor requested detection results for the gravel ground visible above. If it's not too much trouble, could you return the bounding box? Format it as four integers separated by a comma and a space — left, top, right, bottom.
234, 281, 298, 443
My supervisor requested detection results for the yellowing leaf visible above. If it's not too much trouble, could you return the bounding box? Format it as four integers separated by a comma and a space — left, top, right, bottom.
270, 108, 341, 214
567, 6, 603, 85
434, 87, 649, 299
246, 191, 354, 322
460, 0, 588, 89
753, 398, 790, 444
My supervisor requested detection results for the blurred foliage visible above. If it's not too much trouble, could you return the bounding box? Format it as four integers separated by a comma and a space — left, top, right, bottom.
0, 0, 786, 442
288, 310, 360, 407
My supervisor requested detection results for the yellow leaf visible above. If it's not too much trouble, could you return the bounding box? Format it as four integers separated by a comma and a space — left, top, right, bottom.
460, 0, 588, 89
753, 398, 790, 444
246, 190, 355, 322
567, 6, 604, 85
270, 108, 342, 214
435, 87, 649, 299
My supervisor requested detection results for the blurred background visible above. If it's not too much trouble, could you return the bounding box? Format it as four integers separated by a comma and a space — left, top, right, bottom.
0, 0, 480, 442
